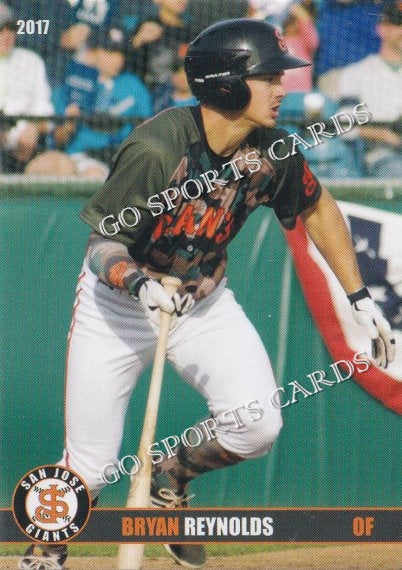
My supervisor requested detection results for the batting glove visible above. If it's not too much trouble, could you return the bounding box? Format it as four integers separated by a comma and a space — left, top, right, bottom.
134, 277, 194, 322
172, 291, 195, 316
349, 287, 396, 368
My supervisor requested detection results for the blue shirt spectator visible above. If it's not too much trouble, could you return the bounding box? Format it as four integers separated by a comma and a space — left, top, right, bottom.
316, 0, 383, 76
52, 70, 152, 155
26, 27, 152, 178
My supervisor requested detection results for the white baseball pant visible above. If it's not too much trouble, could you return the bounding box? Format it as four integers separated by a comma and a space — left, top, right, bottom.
62, 261, 283, 497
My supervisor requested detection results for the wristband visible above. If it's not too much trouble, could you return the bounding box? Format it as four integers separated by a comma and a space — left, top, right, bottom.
347, 287, 371, 305
123, 267, 148, 298
131, 276, 149, 298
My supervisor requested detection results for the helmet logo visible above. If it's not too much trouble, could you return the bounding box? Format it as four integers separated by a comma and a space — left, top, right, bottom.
205, 71, 231, 79
274, 29, 288, 52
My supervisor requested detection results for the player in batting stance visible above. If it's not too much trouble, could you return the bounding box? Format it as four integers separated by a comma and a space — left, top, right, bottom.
20, 18, 395, 570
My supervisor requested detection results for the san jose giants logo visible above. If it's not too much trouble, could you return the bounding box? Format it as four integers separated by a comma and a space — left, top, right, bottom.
13, 465, 91, 542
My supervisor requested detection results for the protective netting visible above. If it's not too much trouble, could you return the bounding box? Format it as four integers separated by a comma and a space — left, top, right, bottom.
0, 0, 400, 178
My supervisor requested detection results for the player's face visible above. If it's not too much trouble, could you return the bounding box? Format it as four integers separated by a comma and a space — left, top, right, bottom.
243, 73, 286, 128
0, 25, 16, 56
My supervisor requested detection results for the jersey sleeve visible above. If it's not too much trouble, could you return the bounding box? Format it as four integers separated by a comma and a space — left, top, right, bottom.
80, 138, 166, 248
268, 140, 322, 230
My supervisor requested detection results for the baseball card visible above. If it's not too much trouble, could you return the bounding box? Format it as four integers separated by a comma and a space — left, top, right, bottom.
1, 0, 401, 569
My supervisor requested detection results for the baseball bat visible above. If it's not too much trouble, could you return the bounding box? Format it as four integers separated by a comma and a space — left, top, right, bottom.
118, 276, 182, 570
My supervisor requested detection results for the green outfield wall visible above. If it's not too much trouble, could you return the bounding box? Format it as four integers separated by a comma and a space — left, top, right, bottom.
0, 178, 401, 508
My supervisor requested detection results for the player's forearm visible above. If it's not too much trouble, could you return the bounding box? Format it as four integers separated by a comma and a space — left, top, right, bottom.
85, 231, 147, 294
358, 125, 400, 147
300, 187, 364, 295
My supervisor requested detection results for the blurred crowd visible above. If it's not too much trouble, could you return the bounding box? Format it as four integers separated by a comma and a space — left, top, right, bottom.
0, 0, 400, 179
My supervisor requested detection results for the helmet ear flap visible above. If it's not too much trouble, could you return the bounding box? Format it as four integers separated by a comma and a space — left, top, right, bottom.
210, 77, 251, 111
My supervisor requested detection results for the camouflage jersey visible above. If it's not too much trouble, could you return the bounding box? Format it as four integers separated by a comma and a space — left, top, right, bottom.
81, 106, 322, 300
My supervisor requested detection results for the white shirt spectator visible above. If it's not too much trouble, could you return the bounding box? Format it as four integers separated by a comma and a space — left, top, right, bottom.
339, 54, 401, 122
0, 47, 54, 149
338, 53, 401, 178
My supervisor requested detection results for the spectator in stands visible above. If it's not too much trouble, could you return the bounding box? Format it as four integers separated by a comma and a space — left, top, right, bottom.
8, 0, 73, 87
282, 2, 319, 92
169, 61, 198, 108
26, 27, 152, 178
58, 0, 123, 90
188, 0, 248, 36
316, 0, 384, 99
119, 0, 159, 33
154, 56, 198, 112
60, 0, 119, 55
248, 0, 293, 27
8, 0, 120, 88
126, 0, 191, 111
0, 2, 54, 173
278, 91, 364, 178
338, 1, 401, 178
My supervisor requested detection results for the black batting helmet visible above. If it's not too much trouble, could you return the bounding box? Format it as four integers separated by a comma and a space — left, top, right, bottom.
185, 18, 310, 111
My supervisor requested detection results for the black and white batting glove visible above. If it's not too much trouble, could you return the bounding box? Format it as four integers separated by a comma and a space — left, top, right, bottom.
135, 277, 175, 316
348, 287, 396, 368
134, 277, 194, 322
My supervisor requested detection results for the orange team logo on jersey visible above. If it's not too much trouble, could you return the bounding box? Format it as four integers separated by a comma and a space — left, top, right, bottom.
152, 204, 235, 245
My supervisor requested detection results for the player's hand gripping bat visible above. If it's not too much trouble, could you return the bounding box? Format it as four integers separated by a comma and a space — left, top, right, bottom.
117, 276, 182, 570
